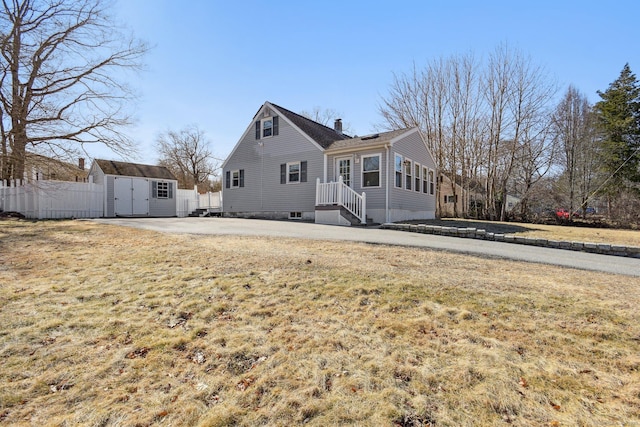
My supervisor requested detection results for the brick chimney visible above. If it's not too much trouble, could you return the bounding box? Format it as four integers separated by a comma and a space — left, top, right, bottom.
334, 118, 343, 134
78, 158, 85, 170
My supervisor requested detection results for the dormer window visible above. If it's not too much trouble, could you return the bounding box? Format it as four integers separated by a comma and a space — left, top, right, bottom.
255, 115, 279, 140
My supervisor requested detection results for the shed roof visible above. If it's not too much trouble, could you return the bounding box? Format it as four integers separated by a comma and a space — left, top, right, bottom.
94, 159, 176, 180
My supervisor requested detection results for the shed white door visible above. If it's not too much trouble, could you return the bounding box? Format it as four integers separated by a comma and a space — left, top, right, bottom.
114, 177, 149, 216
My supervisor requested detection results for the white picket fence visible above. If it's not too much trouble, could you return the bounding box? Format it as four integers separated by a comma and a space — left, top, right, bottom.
1, 179, 222, 219
0, 179, 103, 219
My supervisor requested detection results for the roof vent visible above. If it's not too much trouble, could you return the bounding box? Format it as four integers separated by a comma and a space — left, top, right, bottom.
361, 134, 379, 141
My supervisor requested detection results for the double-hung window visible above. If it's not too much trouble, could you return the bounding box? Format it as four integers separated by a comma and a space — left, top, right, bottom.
255, 116, 279, 139
225, 169, 244, 189
404, 159, 412, 190
429, 170, 435, 195
394, 154, 403, 188
280, 161, 307, 184
414, 163, 421, 192
422, 166, 428, 193
288, 162, 300, 183
362, 154, 380, 187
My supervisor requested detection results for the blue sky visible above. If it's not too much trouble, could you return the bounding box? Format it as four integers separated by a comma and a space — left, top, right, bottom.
99, 0, 640, 165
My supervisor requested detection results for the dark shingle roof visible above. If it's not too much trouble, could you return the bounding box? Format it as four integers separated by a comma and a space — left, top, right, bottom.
94, 159, 176, 180
269, 103, 351, 149
325, 128, 412, 151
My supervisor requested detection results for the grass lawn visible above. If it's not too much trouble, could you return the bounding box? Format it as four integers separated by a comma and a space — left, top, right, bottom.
1, 220, 639, 426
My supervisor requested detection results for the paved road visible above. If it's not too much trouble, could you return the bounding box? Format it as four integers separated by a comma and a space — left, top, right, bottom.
89, 217, 640, 277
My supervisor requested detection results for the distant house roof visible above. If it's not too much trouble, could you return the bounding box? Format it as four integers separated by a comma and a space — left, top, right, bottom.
325, 128, 413, 151
25, 152, 89, 181
94, 159, 176, 180
270, 103, 351, 149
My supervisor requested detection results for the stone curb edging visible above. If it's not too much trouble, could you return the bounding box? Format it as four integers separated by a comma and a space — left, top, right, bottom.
380, 223, 640, 259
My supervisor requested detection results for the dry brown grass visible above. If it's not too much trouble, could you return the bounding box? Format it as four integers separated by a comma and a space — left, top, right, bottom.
1, 219, 639, 426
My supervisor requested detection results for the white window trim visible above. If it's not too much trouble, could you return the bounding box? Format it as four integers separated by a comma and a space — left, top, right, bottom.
429, 169, 435, 195
404, 158, 413, 191
157, 181, 169, 199
394, 154, 403, 189
231, 170, 240, 188
414, 162, 421, 192
289, 211, 302, 219
422, 166, 428, 194
262, 117, 274, 139
361, 153, 382, 188
287, 161, 301, 184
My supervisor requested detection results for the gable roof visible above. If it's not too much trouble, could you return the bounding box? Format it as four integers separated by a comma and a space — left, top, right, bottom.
94, 159, 176, 180
269, 103, 351, 149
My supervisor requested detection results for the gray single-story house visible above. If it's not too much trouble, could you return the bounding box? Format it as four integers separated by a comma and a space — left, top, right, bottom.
88, 159, 178, 217
222, 102, 437, 225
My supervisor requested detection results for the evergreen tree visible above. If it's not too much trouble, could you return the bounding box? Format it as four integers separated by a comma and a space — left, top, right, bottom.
593, 64, 640, 196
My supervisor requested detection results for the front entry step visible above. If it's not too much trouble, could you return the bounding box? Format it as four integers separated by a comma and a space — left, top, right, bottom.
315, 205, 375, 226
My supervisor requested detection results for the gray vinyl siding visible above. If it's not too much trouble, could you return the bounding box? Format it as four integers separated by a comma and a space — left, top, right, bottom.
390, 132, 437, 214
149, 180, 177, 217
327, 150, 388, 211
223, 116, 324, 215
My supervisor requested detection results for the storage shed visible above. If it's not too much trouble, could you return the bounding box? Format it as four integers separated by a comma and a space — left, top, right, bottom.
88, 159, 178, 217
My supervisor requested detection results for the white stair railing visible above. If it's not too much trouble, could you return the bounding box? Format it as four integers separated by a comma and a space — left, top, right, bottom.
316, 177, 366, 224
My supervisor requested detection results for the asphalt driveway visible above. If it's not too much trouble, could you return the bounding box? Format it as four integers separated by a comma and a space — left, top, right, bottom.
89, 217, 640, 277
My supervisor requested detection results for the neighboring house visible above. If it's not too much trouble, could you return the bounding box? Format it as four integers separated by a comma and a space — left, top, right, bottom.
504, 194, 520, 213
19, 153, 88, 182
222, 101, 437, 225
439, 174, 467, 218
88, 159, 178, 217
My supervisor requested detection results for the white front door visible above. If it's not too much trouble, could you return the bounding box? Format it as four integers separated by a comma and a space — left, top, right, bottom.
335, 157, 352, 187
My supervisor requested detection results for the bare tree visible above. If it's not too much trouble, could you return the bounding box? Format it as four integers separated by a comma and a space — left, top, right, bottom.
300, 106, 353, 134
379, 45, 557, 220
0, 0, 148, 181
156, 125, 221, 192
552, 86, 599, 218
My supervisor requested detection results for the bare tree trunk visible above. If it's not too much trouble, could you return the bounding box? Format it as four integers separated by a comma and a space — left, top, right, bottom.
0, 0, 148, 181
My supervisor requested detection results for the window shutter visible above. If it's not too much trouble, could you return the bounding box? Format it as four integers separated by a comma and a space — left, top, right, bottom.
300, 161, 307, 183
168, 182, 174, 199
273, 116, 279, 136
225, 171, 230, 189
255, 121, 261, 140
280, 164, 286, 184
239, 169, 245, 187
152, 181, 157, 198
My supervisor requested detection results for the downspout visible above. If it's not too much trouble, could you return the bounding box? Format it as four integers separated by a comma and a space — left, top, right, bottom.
385, 144, 390, 223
